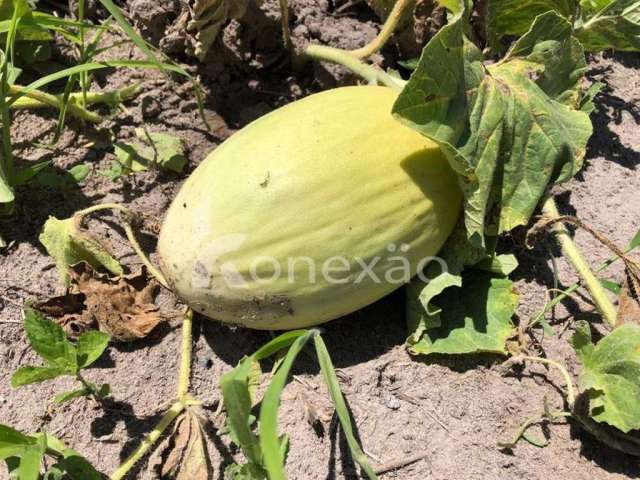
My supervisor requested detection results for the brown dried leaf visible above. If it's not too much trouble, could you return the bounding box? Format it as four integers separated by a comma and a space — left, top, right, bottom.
33, 262, 162, 342
160, 409, 212, 480
618, 268, 640, 326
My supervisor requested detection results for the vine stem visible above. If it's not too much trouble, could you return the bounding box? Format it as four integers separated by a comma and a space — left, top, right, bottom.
109, 400, 186, 480
7, 85, 101, 123
9, 83, 142, 112
109, 309, 196, 480
541, 197, 617, 327
520, 355, 576, 407
177, 309, 193, 399
304, 45, 406, 91
350, 0, 412, 58
74, 203, 169, 289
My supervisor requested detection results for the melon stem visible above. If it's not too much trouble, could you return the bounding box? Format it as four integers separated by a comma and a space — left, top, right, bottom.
109, 309, 197, 480
74, 203, 170, 289
541, 197, 617, 327
350, 0, 413, 58
304, 45, 407, 90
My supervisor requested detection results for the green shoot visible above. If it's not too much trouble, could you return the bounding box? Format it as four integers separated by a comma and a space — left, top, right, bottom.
0, 425, 102, 480
11, 308, 111, 404
221, 330, 378, 479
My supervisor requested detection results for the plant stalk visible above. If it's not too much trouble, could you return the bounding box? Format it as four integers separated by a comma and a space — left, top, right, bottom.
541, 197, 617, 328
9, 83, 142, 111
109, 400, 186, 480
177, 309, 193, 400
521, 355, 576, 407
75, 203, 169, 289
304, 45, 406, 91
8, 85, 102, 123
109, 309, 197, 480
350, 0, 412, 58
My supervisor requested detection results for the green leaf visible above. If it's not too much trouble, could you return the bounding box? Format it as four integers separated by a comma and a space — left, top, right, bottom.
259, 331, 315, 480
98, 161, 124, 181
224, 462, 266, 480
576, 0, 640, 51
314, 336, 378, 479
0, 424, 34, 451
408, 271, 518, 356
38, 215, 123, 285
487, 0, 577, 48
115, 131, 188, 174
475, 253, 519, 276
12, 160, 51, 186
220, 362, 263, 466
53, 387, 91, 404
136, 130, 188, 173
600, 278, 622, 295
11, 366, 65, 387
76, 330, 110, 368
114, 142, 148, 173
220, 330, 312, 475
23, 308, 76, 369
0, 178, 14, 205
36, 165, 90, 188
629, 227, 640, 251
406, 265, 463, 344
393, 11, 591, 256
17, 437, 45, 480
572, 321, 640, 433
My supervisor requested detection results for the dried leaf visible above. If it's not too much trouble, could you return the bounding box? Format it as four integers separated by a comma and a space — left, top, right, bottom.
186, 0, 251, 60
160, 409, 212, 480
618, 268, 640, 325
34, 263, 162, 342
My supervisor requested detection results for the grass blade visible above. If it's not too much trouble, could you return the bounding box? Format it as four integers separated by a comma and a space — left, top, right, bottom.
220, 358, 262, 465
254, 330, 312, 361
260, 330, 315, 480
314, 335, 379, 480
6, 60, 188, 106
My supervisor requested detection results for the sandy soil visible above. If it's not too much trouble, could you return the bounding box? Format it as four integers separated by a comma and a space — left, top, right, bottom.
1, 1, 639, 479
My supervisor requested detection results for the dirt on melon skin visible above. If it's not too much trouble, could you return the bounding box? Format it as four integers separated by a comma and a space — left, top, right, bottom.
158, 86, 462, 330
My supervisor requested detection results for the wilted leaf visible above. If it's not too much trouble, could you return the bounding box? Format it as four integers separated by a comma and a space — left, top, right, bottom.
575, 0, 640, 52
408, 271, 518, 355
34, 263, 162, 342
406, 264, 463, 343
572, 321, 640, 432
160, 409, 212, 480
39, 216, 123, 285
486, 0, 576, 48
393, 9, 591, 256
186, 0, 250, 60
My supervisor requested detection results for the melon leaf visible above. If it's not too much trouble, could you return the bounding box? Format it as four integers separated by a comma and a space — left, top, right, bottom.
394, 8, 591, 257
572, 321, 640, 432
407, 270, 518, 356
38, 215, 123, 285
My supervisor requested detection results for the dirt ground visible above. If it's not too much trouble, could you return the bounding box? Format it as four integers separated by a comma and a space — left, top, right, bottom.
1, 1, 639, 479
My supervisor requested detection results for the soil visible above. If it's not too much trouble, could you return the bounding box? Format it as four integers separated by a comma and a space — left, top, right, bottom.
1, 1, 640, 479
